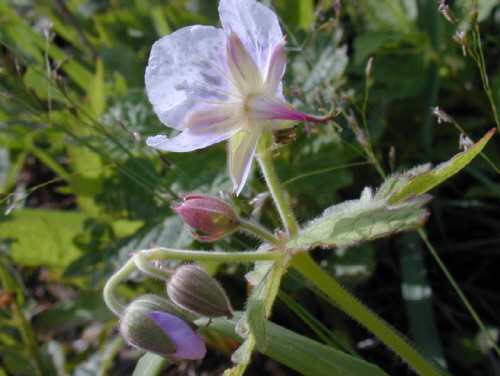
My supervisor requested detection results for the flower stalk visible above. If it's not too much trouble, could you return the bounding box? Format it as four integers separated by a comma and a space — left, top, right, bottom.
239, 219, 281, 245
103, 248, 286, 317
256, 130, 299, 236
290, 252, 447, 376
103, 256, 137, 317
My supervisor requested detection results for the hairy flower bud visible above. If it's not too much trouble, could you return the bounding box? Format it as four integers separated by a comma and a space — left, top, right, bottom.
172, 194, 241, 241
167, 265, 233, 319
120, 294, 206, 360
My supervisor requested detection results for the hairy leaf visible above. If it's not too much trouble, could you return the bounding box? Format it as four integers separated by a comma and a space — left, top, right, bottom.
386, 129, 497, 203
286, 187, 431, 251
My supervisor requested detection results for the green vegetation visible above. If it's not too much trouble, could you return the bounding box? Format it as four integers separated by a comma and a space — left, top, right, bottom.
1, 0, 499, 375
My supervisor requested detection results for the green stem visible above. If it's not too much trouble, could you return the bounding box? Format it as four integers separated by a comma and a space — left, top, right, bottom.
239, 220, 280, 245
103, 256, 137, 316
256, 131, 299, 236
290, 252, 448, 376
134, 252, 174, 280
141, 248, 284, 262
103, 249, 285, 316
418, 228, 500, 357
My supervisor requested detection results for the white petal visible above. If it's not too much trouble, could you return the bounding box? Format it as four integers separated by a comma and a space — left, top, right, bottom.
146, 113, 240, 152
219, 0, 284, 74
264, 41, 286, 95
228, 122, 262, 195
145, 25, 238, 130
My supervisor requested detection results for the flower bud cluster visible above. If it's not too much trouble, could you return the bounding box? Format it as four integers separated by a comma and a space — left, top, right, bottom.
117, 193, 238, 361
118, 264, 233, 361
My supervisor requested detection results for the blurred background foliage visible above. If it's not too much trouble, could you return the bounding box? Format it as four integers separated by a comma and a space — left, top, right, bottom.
0, 0, 499, 375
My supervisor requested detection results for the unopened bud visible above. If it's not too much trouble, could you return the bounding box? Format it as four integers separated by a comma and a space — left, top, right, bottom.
172, 194, 241, 241
120, 294, 206, 360
453, 30, 468, 56
167, 265, 233, 319
438, 1, 455, 23
431, 106, 454, 124
470, 9, 478, 28
365, 57, 374, 78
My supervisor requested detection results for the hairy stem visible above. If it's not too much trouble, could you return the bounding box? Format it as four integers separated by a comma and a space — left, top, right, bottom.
103, 256, 137, 316
290, 252, 449, 376
239, 219, 281, 245
256, 130, 299, 236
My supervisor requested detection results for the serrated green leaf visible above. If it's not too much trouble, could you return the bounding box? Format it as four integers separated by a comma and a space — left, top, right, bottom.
225, 336, 255, 376
245, 261, 282, 352
287, 129, 497, 251
198, 313, 389, 376
302, 43, 348, 97
387, 129, 497, 204
286, 188, 431, 251
246, 300, 267, 351
0, 209, 85, 274
375, 163, 432, 200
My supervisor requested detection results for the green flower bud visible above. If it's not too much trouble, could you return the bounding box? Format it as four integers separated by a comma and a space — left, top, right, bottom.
120, 294, 206, 360
167, 265, 233, 319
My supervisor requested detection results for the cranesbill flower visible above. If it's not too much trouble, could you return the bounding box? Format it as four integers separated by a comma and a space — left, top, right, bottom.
120, 295, 206, 360
145, 0, 331, 195
148, 311, 206, 360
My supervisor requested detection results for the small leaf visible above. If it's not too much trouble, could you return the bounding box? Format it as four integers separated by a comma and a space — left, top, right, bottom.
302, 43, 348, 98
375, 163, 432, 201
244, 261, 277, 351
286, 188, 431, 251
225, 337, 255, 376
286, 129, 497, 252
0, 209, 85, 274
387, 129, 496, 203
246, 299, 266, 351
230, 261, 285, 357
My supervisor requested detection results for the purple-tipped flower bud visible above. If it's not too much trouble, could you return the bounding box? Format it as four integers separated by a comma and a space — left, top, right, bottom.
120, 294, 206, 360
167, 265, 233, 319
172, 194, 241, 241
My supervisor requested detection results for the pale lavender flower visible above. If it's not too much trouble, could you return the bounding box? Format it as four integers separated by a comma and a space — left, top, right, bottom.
119, 295, 206, 360
145, 0, 331, 195
149, 311, 206, 360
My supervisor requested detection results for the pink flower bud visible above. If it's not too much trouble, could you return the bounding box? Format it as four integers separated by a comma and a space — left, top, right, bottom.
172, 194, 241, 241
